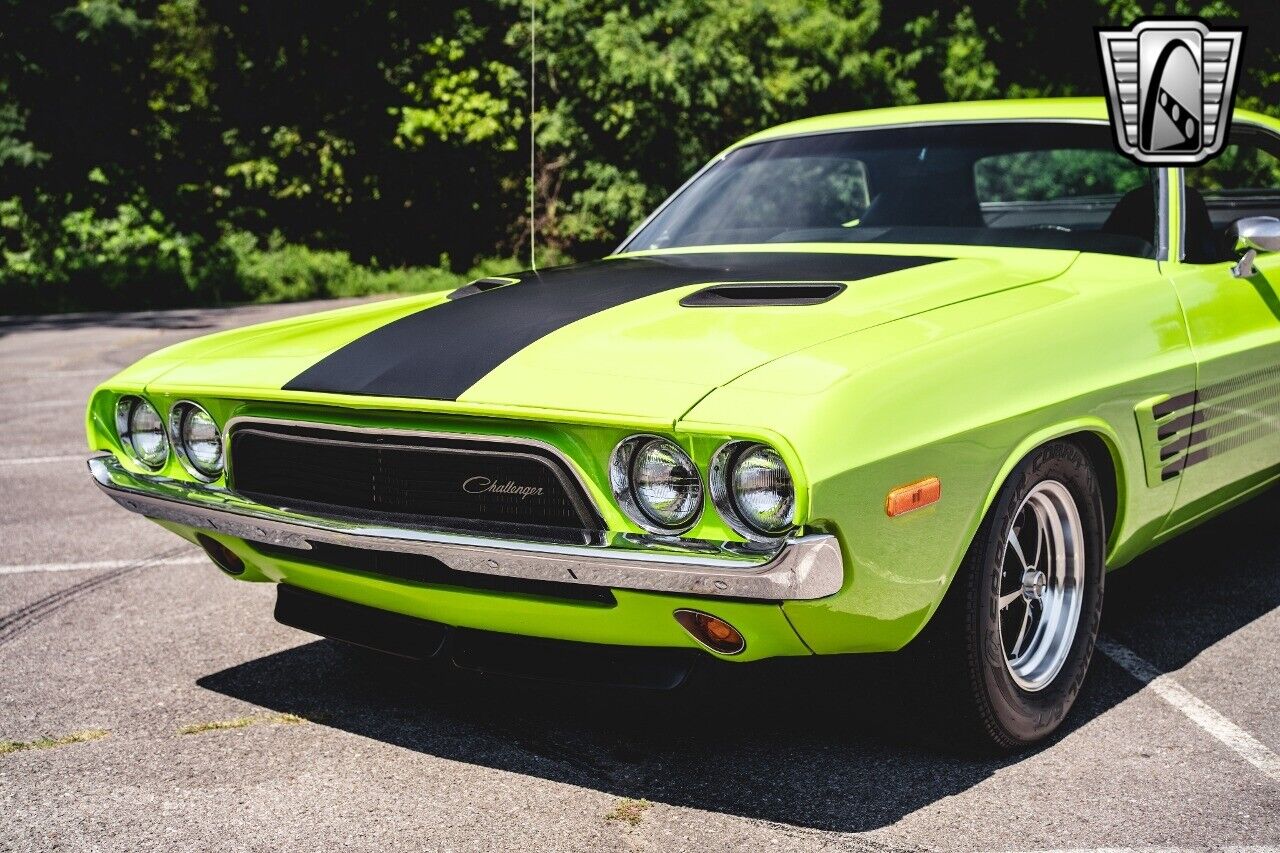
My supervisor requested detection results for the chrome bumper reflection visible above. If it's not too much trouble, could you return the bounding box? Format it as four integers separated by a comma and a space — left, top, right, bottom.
88, 454, 843, 601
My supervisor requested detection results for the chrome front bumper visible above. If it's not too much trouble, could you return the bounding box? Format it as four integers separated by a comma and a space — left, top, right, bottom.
88, 454, 843, 601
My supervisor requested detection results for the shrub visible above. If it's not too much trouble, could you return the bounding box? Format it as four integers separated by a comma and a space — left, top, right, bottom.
0, 195, 218, 313
57, 203, 197, 308
221, 233, 508, 303
229, 236, 366, 302
0, 201, 535, 314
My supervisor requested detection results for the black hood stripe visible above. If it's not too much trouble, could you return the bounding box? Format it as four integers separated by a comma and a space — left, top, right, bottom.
284, 252, 944, 401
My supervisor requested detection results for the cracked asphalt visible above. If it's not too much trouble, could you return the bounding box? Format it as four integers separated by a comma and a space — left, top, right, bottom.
1, 300, 1277, 852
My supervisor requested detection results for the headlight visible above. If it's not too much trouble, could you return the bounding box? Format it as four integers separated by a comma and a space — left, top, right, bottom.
169, 401, 223, 480
115, 396, 168, 469
710, 442, 796, 540
610, 435, 703, 533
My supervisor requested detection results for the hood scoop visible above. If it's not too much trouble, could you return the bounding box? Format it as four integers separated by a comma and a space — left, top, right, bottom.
447, 276, 521, 301
680, 281, 846, 307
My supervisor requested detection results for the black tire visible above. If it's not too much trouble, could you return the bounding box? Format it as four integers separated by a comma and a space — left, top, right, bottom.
925, 439, 1106, 750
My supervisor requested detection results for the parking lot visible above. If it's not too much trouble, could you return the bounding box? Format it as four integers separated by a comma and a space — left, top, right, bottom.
1, 300, 1277, 852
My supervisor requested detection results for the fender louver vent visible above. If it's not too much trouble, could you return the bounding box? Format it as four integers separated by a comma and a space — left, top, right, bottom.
679, 281, 846, 307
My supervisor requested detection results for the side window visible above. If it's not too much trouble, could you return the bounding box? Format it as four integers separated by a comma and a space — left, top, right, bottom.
1183, 130, 1280, 261
972, 148, 1154, 257
974, 149, 1150, 230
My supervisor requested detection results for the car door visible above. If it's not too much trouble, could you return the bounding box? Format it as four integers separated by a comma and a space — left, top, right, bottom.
1159, 124, 1280, 534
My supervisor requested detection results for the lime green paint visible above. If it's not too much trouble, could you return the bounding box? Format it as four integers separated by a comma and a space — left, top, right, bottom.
1159, 236, 1280, 532
1155, 465, 1280, 543
738, 98, 1111, 147
684, 248, 1196, 652
136, 294, 443, 393
85, 99, 1280, 660
1166, 167, 1182, 262
733, 97, 1277, 148
467, 245, 1075, 418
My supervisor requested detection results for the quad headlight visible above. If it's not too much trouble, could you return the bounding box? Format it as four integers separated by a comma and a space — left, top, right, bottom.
710, 442, 797, 540
610, 435, 703, 533
169, 401, 224, 480
115, 396, 169, 469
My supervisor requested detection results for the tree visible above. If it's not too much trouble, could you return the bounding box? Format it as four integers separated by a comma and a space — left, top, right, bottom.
1, 0, 1274, 311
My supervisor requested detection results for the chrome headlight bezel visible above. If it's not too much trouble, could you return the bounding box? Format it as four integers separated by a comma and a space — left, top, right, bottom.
710, 441, 797, 542
168, 400, 224, 481
609, 434, 704, 535
114, 395, 169, 470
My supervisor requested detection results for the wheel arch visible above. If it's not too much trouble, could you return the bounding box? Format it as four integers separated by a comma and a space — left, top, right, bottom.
894, 417, 1125, 655
978, 418, 1126, 558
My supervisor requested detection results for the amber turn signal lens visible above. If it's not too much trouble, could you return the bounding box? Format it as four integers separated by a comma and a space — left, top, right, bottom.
196, 533, 245, 575
885, 476, 941, 517
673, 609, 746, 655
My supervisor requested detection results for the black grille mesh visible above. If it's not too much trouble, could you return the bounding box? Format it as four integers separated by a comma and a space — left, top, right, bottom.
229, 424, 601, 543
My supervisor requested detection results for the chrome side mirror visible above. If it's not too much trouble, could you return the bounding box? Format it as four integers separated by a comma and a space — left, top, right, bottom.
1228, 216, 1280, 278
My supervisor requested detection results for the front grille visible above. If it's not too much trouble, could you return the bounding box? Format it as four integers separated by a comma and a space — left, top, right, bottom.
229, 422, 603, 544
258, 540, 616, 606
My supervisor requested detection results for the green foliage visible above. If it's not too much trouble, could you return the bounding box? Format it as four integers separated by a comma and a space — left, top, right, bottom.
395, 18, 525, 150
58, 202, 196, 295
505, 0, 909, 254
227, 234, 482, 302
0, 100, 48, 171
229, 237, 363, 302
0, 199, 486, 313
0, 194, 211, 313
1187, 142, 1280, 193
0, 0, 1276, 313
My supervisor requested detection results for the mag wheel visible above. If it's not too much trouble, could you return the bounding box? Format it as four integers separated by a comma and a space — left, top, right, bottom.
930, 440, 1106, 750
999, 480, 1087, 692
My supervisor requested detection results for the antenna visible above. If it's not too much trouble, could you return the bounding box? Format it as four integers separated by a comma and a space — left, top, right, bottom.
529, 0, 537, 272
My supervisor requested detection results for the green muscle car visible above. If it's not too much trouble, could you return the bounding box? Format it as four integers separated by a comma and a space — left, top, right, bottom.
87, 98, 1280, 748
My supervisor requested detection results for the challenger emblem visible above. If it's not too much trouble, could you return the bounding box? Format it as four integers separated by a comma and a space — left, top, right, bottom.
1096, 19, 1245, 165
462, 476, 544, 500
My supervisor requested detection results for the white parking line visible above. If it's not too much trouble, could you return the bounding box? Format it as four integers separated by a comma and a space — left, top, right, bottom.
1097, 637, 1280, 783
0, 454, 84, 466
0, 555, 205, 575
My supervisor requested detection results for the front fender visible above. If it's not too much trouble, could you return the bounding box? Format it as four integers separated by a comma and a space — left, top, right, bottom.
681, 253, 1192, 653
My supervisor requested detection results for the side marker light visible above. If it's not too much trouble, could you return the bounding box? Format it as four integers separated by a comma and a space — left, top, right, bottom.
886, 477, 941, 517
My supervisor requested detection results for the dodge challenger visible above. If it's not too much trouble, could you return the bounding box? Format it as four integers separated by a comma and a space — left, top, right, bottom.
87, 98, 1280, 748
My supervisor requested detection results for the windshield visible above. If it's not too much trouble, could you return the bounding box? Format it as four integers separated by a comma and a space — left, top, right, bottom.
624, 122, 1157, 258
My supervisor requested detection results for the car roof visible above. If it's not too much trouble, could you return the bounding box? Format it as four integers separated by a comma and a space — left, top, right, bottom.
736, 97, 1278, 148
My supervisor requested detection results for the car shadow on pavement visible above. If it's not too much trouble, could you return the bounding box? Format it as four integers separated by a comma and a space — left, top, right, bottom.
199, 487, 1278, 833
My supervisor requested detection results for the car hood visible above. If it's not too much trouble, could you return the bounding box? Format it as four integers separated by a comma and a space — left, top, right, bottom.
142, 246, 1078, 421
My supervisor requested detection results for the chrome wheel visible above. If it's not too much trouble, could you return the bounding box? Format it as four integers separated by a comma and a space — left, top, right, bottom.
998, 480, 1086, 692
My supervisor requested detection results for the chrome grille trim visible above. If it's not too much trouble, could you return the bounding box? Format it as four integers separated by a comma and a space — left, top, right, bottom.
222, 416, 606, 537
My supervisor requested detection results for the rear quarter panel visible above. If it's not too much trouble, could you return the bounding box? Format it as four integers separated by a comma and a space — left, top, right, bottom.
681, 252, 1196, 653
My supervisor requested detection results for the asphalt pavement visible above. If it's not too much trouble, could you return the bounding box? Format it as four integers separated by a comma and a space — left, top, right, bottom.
1, 300, 1277, 852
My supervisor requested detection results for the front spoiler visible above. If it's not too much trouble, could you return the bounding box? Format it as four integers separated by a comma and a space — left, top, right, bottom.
88, 454, 844, 601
